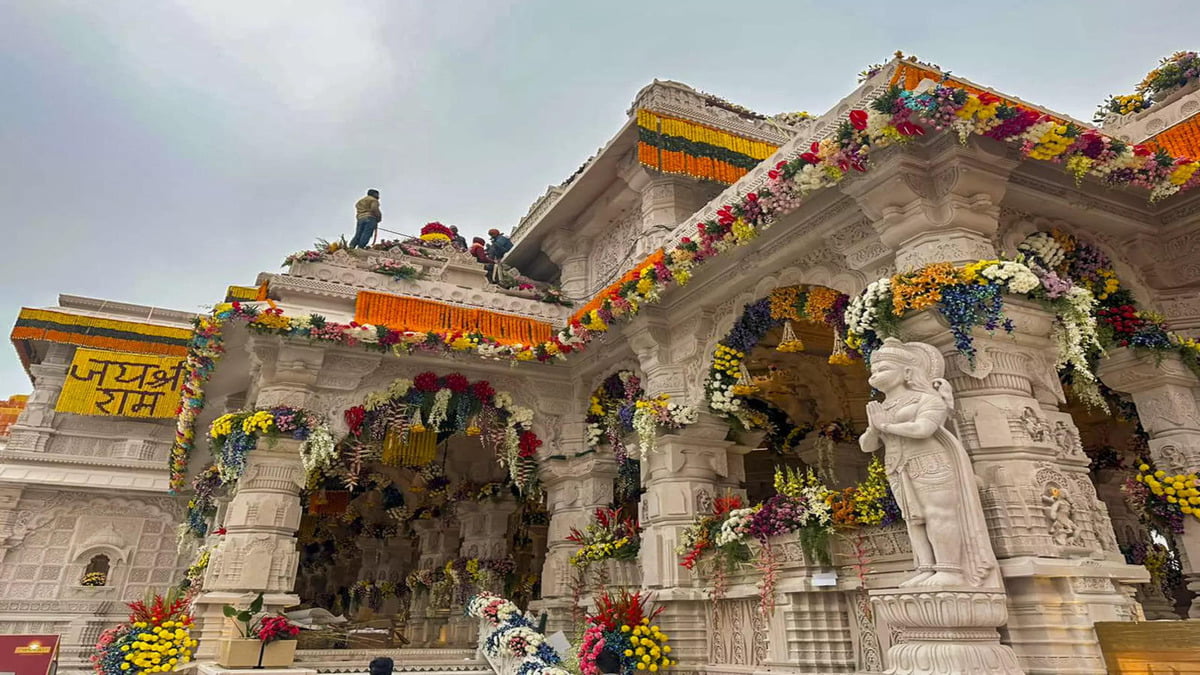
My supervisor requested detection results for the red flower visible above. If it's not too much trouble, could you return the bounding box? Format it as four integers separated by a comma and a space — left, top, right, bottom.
896, 120, 925, 137
344, 406, 366, 436
849, 109, 868, 130
1133, 144, 1153, 157
745, 192, 758, 202
414, 372, 440, 392
471, 380, 495, 402
978, 92, 1000, 106
800, 142, 821, 164
214, 528, 227, 536
716, 205, 735, 226
518, 431, 543, 458
775, 160, 787, 170
443, 373, 469, 393
768, 169, 779, 179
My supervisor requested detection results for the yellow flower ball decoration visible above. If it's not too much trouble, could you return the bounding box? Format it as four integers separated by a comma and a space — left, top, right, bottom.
121, 620, 198, 675
241, 410, 275, 435
1135, 463, 1200, 519
628, 620, 675, 672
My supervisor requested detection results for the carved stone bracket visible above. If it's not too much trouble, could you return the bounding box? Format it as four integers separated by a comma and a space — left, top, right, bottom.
841, 138, 1019, 271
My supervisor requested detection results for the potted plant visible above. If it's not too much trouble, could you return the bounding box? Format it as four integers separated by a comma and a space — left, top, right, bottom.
216, 594, 300, 669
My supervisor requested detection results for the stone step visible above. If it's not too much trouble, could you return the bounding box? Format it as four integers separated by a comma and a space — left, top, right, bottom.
295, 648, 492, 674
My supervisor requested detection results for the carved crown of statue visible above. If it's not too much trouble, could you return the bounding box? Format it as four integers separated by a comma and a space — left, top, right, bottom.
860, 337, 1002, 590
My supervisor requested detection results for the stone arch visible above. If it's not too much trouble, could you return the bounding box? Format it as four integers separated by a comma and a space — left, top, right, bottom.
688, 271, 860, 401
999, 213, 1155, 308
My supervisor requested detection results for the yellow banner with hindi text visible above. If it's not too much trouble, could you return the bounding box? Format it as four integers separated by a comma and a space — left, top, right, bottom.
56, 348, 186, 418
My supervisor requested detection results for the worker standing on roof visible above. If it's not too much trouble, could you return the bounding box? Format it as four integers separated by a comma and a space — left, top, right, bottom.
350, 189, 382, 249
485, 229, 513, 284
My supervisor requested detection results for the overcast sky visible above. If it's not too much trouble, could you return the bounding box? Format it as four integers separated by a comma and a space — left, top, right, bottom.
1, 0, 1197, 395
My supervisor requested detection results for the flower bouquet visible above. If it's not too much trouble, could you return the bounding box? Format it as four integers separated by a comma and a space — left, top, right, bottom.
218, 593, 300, 668
419, 221, 454, 244
91, 588, 197, 675
372, 259, 423, 282
579, 590, 675, 675
566, 507, 641, 567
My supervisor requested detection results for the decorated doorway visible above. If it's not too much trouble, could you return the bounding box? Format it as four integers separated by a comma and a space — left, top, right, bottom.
292, 371, 550, 649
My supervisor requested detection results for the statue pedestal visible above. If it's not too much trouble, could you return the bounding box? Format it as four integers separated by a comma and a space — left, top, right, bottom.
871, 589, 1023, 675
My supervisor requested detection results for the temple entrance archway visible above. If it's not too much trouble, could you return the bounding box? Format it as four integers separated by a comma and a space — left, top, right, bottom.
291, 371, 551, 651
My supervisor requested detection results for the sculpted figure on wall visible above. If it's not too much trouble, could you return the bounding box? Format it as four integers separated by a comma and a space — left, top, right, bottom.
859, 338, 1000, 589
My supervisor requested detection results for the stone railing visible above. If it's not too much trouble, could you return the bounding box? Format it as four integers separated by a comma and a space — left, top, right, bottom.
1100, 79, 1200, 142
279, 260, 573, 324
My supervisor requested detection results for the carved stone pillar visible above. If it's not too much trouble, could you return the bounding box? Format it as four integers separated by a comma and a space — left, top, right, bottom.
192, 438, 306, 659
545, 232, 595, 302
458, 499, 517, 565
1098, 347, 1200, 617
841, 137, 1018, 272
640, 413, 742, 666
535, 452, 618, 632
898, 302, 1144, 674
409, 519, 460, 647
5, 343, 73, 451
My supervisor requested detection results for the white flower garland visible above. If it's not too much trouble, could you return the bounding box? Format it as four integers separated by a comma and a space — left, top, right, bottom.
427, 388, 452, 430
300, 425, 336, 476
1017, 232, 1065, 269
846, 278, 891, 337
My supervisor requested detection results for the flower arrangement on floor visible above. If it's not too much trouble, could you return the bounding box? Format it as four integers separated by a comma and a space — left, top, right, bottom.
283, 237, 445, 267
1124, 462, 1200, 534
81, 571, 108, 587
371, 259, 423, 282
1095, 51, 1200, 122
207, 406, 335, 484
174, 71, 1200, 489
566, 507, 641, 567
222, 593, 301, 643
676, 495, 754, 575
91, 588, 197, 675
829, 456, 902, 528
579, 590, 674, 675
339, 372, 542, 493
419, 222, 455, 244
467, 592, 568, 675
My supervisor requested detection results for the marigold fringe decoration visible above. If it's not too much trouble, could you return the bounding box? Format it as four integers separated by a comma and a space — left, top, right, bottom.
12, 308, 192, 359
355, 291, 554, 345
776, 321, 804, 352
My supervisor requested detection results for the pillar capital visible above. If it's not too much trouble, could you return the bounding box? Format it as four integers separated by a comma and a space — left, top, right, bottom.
842, 137, 1018, 270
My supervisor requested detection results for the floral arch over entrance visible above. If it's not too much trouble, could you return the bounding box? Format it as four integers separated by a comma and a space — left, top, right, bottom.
337, 371, 544, 494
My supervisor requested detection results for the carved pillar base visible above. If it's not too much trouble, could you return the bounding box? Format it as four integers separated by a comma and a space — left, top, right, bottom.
871, 589, 1023, 675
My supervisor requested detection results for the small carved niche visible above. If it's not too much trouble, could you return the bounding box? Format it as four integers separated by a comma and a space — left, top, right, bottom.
81, 554, 110, 586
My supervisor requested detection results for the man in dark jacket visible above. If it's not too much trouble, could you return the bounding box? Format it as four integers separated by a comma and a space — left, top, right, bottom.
486, 229, 513, 260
